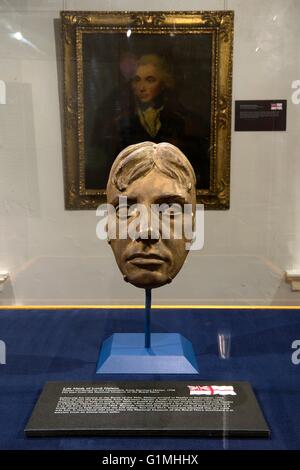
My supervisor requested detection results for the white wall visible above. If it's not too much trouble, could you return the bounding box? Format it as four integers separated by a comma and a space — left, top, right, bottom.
0, 0, 300, 305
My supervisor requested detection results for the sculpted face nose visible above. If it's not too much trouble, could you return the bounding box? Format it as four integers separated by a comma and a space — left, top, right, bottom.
136, 208, 160, 242
137, 225, 158, 241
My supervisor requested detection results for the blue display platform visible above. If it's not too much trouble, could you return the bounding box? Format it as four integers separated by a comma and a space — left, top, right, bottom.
96, 333, 199, 374
0, 306, 300, 450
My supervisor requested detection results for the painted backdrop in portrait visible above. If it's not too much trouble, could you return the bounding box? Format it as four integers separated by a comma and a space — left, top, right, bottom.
83, 33, 212, 191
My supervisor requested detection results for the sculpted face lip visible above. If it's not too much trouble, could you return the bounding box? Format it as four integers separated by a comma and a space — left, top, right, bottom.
126, 252, 168, 267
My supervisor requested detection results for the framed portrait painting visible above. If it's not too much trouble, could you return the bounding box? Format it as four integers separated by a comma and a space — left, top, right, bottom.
61, 11, 234, 209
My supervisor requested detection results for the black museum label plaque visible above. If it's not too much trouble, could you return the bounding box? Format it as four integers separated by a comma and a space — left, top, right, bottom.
25, 381, 270, 437
235, 100, 287, 131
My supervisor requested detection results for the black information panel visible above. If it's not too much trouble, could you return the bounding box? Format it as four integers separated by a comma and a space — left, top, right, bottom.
25, 381, 270, 437
235, 100, 287, 131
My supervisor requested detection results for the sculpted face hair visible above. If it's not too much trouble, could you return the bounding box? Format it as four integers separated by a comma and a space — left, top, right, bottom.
107, 141, 196, 196
134, 54, 175, 89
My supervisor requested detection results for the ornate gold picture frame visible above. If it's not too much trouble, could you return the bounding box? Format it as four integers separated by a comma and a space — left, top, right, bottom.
61, 11, 234, 209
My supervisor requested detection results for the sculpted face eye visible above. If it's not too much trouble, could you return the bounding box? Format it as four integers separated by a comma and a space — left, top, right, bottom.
115, 204, 129, 220
116, 204, 139, 220
128, 205, 140, 219
156, 203, 183, 218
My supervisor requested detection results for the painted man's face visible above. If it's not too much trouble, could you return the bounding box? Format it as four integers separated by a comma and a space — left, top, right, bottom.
132, 64, 163, 104
107, 169, 195, 289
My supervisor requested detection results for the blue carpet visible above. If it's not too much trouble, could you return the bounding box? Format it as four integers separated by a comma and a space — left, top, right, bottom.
0, 308, 300, 450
